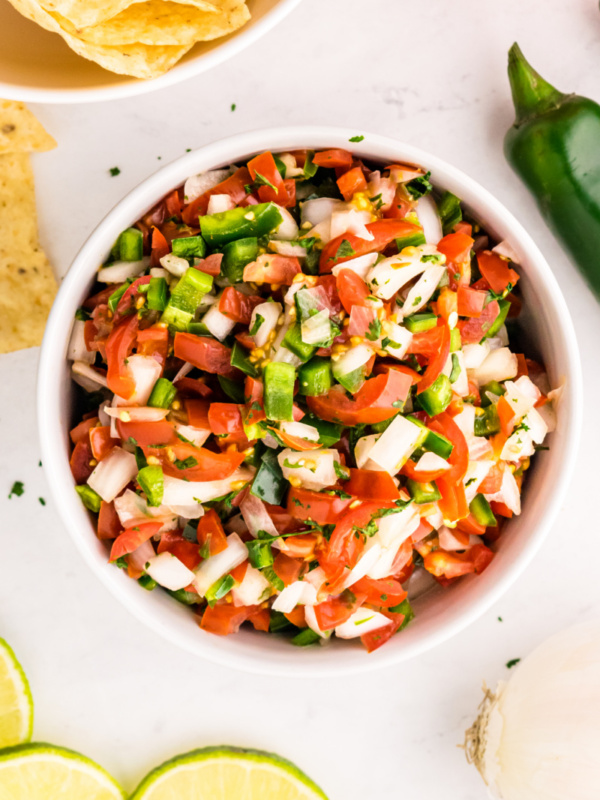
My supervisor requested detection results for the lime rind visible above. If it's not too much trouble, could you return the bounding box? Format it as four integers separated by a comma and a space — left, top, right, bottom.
0, 742, 126, 799
0, 637, 34, 745
130, 745, 328, 800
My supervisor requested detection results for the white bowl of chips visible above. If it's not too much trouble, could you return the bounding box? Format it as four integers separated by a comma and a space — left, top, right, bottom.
0, 0, 301, 102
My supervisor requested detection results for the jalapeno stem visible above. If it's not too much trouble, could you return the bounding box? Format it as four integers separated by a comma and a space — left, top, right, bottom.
507, 42, 566, 125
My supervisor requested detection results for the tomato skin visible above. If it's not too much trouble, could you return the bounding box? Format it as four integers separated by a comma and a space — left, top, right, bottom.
117, 419, 176, 447
313, 591, 366, 631
344, 468, 400, 502
400, 458, 449, 483
173, 377, 212, 398
285, 606, 306, 628
137, 325, 169, 366
218, 287, 262, 324
174, 333, 238, 379
456, 286, 487, 318
437, 478, 469, 524
313, 149, 353, 168
89, 426, 118, 461
208, 403, 243, 434
105, 314, 139, 400
490, 501, 513, 518
182, 166, 251, 224
200, 603, 258, 636
273, 553, 303, 587
70, 438, 94, 483
458, 299, 500, 343
360, 611, 401, 653
279, 533, 319, 559
248, 607, 271, 632
196, 508, 228, 555
424, 549, 474, 579
307, 370, 412, 426
110, 521, 162, 562
70, 416, 98, 444
150, 226, 169, 267
113, 276, 152, 322
456, 514, 487, 537
183, 398, 210, 430
478, 462, 504, 494
147, 442, 245, 481
274, 429, 321, 451
335, 269, 370, 314
428, 412, 469, 485
416, 323, 450, 393
477, 250, 519, 294
319, 219, 420, 273
351, 577, 407, 609
157, 531, 202, 571
242, 254, 301, 285
247, 151, 287, 204
337, 166, 368, 200
384, 185, 413, 219
437, 232, 473, 286
287, 487, 352, 525
320, 504, 381, 590
97, 501, 121, 540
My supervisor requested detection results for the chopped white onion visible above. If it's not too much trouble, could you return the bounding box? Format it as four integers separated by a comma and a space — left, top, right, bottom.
72, 362, 108, 392
272, 206, 299, 240
278, 153, 304, 179
192, 533, 248, 597
202, 304, 236, 341
272, 580, 318, 613
491, 239, 520, 263
87, 447, 138, 502
463, 342, 491, 370
250, 300, 282, 348
382, 322, 413, 359
97, 257, 149, 284
162, 468, 254, 507
331, 252, 379, 279
207, 193, 235, 215
399, 265, 445, 318
183, 169, 231, 203
354, 434, 381, 470
463, 460, 494, 503
335, 607, 392, 639
240, 493, 279, 538
278, 448, 340, 491
146, 552, 195, 591
125, 355, 162, 406
159, 253, 188, 278
472, 347, 518, 385
343, 544, 383, 589
503, 380, 537, 421
484, 468, 521, 515
415, 452, 451, 473
114, 489, 178, 530
104, 405, 168, 422
416, 195, 443, 243
367, 255, 427, 300
330, 208, 373, 241
67, 320, 94, 364
279, 421, 319, 442
300, 197, 342, 227
269, 241, 307, 258
173, 422, 210, 448
304, 605, 331, 639
232, 565, 271, 607
301, 309, 331, 345
368, 415, 424, 475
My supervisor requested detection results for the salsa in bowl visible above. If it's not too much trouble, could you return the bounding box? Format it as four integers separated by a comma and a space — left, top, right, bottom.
39, 129, 581, 675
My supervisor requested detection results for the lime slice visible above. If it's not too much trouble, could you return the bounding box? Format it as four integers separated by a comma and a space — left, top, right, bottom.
0, 638, 33, 747
130, 746, 328, 800
0, 743, 125, 799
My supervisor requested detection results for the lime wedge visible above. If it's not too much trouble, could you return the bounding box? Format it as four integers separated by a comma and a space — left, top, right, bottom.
0, 638, 33, 747
130, 746, 328, 800
0, 743, 125, 799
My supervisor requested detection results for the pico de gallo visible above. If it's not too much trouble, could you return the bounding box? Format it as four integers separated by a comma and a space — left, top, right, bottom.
67, 146, 557, 652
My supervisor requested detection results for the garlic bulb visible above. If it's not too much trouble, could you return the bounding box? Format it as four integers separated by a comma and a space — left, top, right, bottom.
465, 620, 600, 800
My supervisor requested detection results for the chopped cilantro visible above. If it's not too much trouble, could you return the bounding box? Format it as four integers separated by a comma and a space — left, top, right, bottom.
38, 497, 46, 506
8, 481, 24, 498
365, 318, 382, 341
231, 103, 236, 111
249, 314, 264, 336
109, 167, 121, 177
405, 171, 432, 200
331, 239, 355, 261
253, 170, 277, 192
333, 461, 350, 481
349, 135, 365, 143
174, 456, 198, 470
506, 658, 521, 669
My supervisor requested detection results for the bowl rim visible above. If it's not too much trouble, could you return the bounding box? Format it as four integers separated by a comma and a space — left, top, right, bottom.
0, 0, 302, 104
38, 126, 583, 676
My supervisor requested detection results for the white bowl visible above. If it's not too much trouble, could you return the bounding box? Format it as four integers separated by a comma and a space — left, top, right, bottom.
0, 0, 301, 103
38, 127, 582, 676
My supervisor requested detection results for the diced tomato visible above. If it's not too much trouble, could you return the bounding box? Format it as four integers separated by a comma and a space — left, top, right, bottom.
110, 521, 162, 562
287, 487, 353, 525
244, 375, 263, 404
320, 504, 380, 590
497, 395, 516, 436
351, 577, 407, 609
477, 250, 519, 294
150, 226, 169, 267
360, 611, 402, 653
248, 607, 271, 632
218, 287, 263, 324
383, 185, 413, 219
436, 288, 458, 323
336, 268, 370, 314
70, 438, 94, 483
200, 603, 258, 636
157, 531, 202, 571
490, 501, 513, 518
208, 403, 243, 434
280, 533, 320, 559
182, 167, 251, 223
97, 501, 121, 540
400, 458, 449, 483
116, 419, 176, 447
82, 285, 115, 310
374, 362, 421, 385
313, 149, 353, 168
247, 151, 287, 205
307, 370, 412, 426
174, 333, 239, 379
313, 591, 366, 631
456, 514, 486, 537
164, 188, 182, 219
105, 314, 139, 400
437, 232, 473, 286
467, 543, 495, 573
320, 219, 420, 273
274, 428, 322, 451
428, 413, 469, 485
185, 399, 211, 430
89, 426, 118, 461
273, 552, 303, 587
137, 325, 169, 366
195, 252, 223, 276
436, 479, 469, 524
174, 377, 212, 398
424, 549, 474, 579
235, 331, 255, 351
515, 353, 528, 379
113, 276, 152, 322
478, 462, 504, 494
196, 508, 228, 556
414, 323, 450, 393
148, 442, 245, 481
344, 468, 400, 502
458, 299, 500, 344
457, 286, 487, 318
242, 254, 301, 285
337, 166, 368, 201
285, 606, 306, 628
70, 417, 98, 444
348, 305, 377, 338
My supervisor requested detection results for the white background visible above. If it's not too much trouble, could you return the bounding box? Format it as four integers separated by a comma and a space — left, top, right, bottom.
1, 0, 600, 796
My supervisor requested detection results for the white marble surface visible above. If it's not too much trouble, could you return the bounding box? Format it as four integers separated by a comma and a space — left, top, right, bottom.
1, 0, 600, 795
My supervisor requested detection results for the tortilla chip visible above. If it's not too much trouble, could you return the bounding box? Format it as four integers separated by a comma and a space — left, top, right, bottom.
69, 0, 250, 46
0, 153, 57, 353
0, 101, 56, 155
37, 0, 219, 29
6, 0, 194, 78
